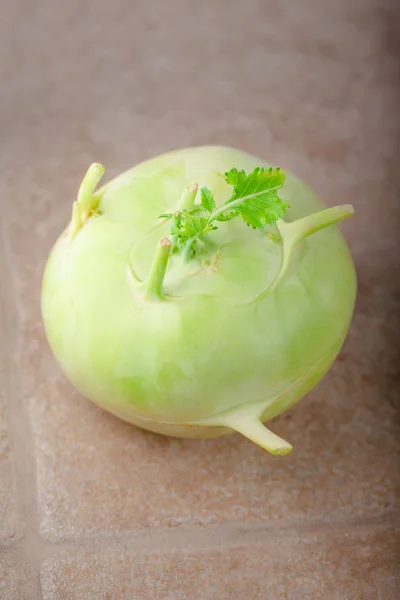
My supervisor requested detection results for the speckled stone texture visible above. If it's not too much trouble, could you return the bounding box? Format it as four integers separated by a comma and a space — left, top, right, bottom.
0, 245, 19, 546
1, 0, 399, 598
40, 526, 400, 600
0, 389, 18, 546
0, 554, 23, 600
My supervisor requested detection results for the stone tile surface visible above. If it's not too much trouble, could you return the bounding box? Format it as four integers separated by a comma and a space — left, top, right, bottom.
40, 525, 400, 599
0, 0, 399, 597
0, 0, 399, 541
0, 241, 19, 545
0, 552, 25, 600
0, 396, 18, 544
26, 350, 400, 541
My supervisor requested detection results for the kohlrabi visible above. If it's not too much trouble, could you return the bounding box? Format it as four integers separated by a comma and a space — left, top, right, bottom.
41, 146, 356, 456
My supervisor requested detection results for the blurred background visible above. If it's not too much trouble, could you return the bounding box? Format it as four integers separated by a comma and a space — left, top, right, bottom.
1, 1, 399, 598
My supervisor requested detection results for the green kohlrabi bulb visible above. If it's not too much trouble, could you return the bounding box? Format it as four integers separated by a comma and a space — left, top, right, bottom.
41, 146, 357, 456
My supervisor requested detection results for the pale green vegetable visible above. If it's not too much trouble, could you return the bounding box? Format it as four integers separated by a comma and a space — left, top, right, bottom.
41, 146, 356, 455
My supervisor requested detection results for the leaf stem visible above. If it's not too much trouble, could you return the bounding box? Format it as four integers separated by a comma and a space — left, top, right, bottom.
77, 162, 105, 222
176, 186, 283, 254
222, 415, 293, 456
68, 162, 105, 241
179, 183, 198, 211
256, 204, 355, 301
144, 237, 172, 300
209, 185, 282, 222
280, 204, 355, 241
68, 202, 83, 241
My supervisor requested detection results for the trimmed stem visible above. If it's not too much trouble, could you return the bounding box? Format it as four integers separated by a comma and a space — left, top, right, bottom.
179, 183, 198, 211
281, 204, 355, 241
68, 162, 105, 241
256, 204, 355, 300
77, 162, 105, 222
145, 237, 172, 300
68, 202, 82, 241
223, 415, 293, 456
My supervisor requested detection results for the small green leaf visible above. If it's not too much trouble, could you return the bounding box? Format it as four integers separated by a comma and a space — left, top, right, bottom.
159, 213, 173, 219
200, 186, 216, 213
181, 214, 196, 238
190, 206, 205, 215
224, 168, 247, 187
223, 166, 288, 230
171, 212, 182, 236
215, 210, 238, 222
164, 167, 289, 261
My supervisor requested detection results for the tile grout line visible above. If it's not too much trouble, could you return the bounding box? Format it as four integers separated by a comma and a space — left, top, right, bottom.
1, 221, 47, 599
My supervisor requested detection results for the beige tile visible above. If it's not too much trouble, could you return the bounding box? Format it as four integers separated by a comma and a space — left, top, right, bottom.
0, 552, 25, 600
40, 525, 400, 600
0, 399, 18, 544
1, 0, 399, 541
0, 248, 19, 545
0, 1, 399, 598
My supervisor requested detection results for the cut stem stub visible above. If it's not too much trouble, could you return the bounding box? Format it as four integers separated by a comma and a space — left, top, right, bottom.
77, 162, 105, 222
69, 162, 105, 240
221, 414, 293, 456
256, 203, 355, 301
179, 183, 199, 211
145, 237, 172, 300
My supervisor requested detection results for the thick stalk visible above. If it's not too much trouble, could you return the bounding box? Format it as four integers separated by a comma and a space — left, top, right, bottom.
179, 183, 198, 211
280, 204, 355, 240
77, 162, 105, 222
144, 237, 172, 300
68, 202, 82, 241
68, 163, 105, 241
222, 415, 293, 456
256, 204, 355, 301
